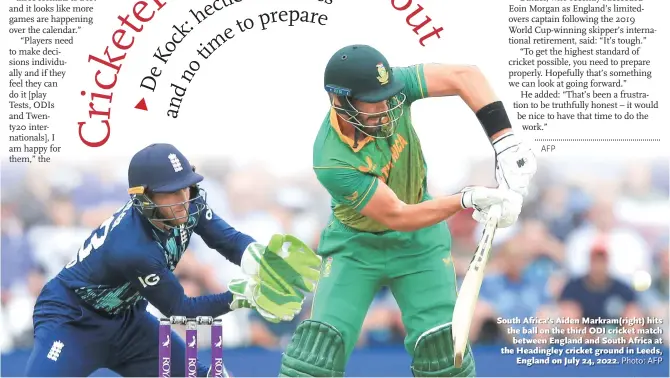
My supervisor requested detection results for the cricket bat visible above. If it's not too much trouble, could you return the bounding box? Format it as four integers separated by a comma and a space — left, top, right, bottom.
452, 204, 502, 368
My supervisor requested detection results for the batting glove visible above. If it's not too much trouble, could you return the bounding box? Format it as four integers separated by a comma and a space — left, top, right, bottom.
460, 186, 523, 228
492, 132, 537, 197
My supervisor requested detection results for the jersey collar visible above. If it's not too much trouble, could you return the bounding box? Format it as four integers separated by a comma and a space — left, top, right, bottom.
329, 109, 372, 152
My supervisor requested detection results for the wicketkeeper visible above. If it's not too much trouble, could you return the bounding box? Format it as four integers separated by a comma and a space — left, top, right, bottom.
25, 143, 321, 377
278, 45, 537, 377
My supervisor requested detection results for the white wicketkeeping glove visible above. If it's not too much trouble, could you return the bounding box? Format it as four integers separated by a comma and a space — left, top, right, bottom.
492, 132, 537, 197
460, 186, 523, 228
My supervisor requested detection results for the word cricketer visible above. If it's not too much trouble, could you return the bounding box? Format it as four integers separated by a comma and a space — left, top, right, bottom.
78, 0, 167, 147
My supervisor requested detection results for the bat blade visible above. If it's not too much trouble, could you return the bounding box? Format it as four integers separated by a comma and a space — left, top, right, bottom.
452, 205, 501, 368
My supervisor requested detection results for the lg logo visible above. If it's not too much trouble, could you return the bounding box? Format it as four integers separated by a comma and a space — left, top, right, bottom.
138, 274, 160, 288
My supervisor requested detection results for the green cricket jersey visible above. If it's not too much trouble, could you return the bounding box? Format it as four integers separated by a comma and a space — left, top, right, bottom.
313, 64, 429, 233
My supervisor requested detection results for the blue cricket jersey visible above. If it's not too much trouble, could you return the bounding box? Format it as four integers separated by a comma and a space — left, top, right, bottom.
53, 197, 255, 317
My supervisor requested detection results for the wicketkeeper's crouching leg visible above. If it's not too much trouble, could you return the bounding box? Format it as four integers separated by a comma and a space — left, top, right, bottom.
411, 323, 476, 377
279, 320, 347, 377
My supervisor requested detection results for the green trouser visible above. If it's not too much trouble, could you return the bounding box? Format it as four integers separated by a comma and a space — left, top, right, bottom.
310, 217, 459, 361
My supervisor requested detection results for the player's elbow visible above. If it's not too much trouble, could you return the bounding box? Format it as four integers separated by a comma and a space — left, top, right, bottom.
373, 203, 422, 232
386, 215, 420, 232
450, 65, 483, 96
158, 302, 180, 318
359, 184, 424, 232
389, 222, 421, 233
156, 294, 192, 318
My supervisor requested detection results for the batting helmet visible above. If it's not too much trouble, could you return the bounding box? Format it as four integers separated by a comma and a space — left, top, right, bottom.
324, 44, 406, 145
127, 143, 207, 231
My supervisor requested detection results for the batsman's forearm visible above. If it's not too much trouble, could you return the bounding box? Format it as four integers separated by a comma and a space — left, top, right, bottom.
440, 65, 514, 140
389, 194, 464, 232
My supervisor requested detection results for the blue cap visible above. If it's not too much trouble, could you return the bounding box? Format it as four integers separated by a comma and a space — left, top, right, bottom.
128, 143, 203, 193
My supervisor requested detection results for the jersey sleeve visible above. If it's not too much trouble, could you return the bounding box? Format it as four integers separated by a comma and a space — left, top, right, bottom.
113, 246, 233, 318
393, 64, 428, 105
314, 166, 379, 211
193, 200, 255, 266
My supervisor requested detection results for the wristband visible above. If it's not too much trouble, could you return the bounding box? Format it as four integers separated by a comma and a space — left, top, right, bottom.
476, 101, 512, 138
459, 187, 474, 209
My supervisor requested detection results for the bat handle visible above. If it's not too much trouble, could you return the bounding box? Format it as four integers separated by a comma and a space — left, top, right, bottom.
487, 203, 502, 223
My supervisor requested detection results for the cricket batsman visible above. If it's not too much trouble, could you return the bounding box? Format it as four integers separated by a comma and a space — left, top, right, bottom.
278, 45, 537, 377
24, 143, 321, 377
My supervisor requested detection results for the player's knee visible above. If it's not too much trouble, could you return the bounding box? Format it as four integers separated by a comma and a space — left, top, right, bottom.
411, 323, 476, 377
279, 320, 346, 377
